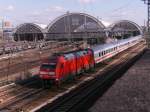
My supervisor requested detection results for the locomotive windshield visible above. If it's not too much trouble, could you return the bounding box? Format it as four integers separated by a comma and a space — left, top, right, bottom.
41, 64, 56, 69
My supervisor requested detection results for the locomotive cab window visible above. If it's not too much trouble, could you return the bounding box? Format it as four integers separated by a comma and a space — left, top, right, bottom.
41, 64, 56, 69
83, 51, 88, 55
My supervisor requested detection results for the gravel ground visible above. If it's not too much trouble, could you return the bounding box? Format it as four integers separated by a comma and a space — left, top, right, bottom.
89, 50, 150, 112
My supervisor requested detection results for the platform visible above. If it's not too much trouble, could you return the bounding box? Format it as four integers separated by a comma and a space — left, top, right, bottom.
89, 49, 150, 112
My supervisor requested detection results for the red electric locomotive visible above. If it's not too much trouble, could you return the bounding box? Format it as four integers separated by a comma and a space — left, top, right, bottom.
39, 49, 94, 85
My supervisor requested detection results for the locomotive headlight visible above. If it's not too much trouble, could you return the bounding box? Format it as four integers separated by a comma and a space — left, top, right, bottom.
40, 71, 47, 74
49, 72, 55, 75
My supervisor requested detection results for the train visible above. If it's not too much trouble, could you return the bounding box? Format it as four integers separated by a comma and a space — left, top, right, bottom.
39, 35, 143, 86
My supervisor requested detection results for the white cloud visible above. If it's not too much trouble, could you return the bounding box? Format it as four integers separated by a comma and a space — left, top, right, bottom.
31, 11, 41, 16
78, 0, 96, 4
29, 6, 65, 18
45, 6, 65, 12
6, 5, 14, 11
27, 6, 66, 24
101, 8, 145, 26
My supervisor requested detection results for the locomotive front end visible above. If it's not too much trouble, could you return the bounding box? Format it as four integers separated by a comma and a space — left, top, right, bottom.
39, 62, 57, 80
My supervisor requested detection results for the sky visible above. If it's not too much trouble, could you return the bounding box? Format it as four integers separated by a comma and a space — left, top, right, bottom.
0, 0, 147, 26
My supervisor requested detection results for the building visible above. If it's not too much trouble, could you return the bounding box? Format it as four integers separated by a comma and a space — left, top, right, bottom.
0, 20, 14, 41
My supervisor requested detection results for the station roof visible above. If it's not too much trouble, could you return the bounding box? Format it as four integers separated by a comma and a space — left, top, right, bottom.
14, 23, 46, 34
46, 12, 105, 33
108, 20, 142, 34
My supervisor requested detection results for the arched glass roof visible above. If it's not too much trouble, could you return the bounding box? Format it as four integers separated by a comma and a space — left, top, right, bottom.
47, 12, 105, 33
107, 20, 142, 39
13, 23, 45, 41
109, 20, 142, 35
14, 23, 45, 34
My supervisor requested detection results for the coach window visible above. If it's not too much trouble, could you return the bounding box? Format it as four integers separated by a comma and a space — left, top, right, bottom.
99, 53, 101, 57
107, 50, 109, 53
102, 51, 104, 56
110, 48, 112, 51
95, 53, 99, 58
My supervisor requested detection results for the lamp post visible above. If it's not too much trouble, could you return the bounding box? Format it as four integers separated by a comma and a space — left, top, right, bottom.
141, 0, 150, 47
141, 0, 150, 33
0, 19, 4, 40
67, 11, 71, 42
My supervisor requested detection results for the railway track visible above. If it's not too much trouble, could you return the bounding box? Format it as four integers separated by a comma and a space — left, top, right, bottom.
35, 43, 146, 112
0, 41, 83, 84
0, 42, 145, 112
0, 76, 43, 111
